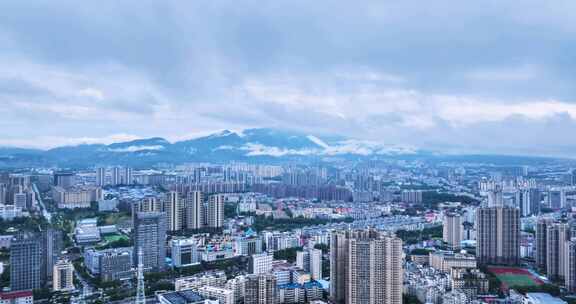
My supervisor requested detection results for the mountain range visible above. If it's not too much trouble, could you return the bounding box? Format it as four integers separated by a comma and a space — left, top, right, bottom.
0, 128, 562, 168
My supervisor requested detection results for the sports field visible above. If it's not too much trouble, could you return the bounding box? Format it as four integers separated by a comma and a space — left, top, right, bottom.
487, 266, 544, 288
103, 234, 129, 243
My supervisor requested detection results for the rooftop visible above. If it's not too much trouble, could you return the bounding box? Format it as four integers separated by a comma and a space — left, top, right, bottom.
159, 290, 205, 304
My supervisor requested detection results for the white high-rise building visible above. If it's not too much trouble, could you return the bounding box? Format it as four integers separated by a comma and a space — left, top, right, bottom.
249, 253, 272, 275
296, 248, 322, 280
53, 259, 74, 292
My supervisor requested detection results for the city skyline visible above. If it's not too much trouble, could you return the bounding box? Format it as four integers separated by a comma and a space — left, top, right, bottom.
2, 2, 576, 303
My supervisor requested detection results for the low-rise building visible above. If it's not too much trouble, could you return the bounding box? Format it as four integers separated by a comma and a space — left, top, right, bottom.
442, 291, 468, 304
84, 247, 133, 281
157, 290, 216, 304
524, 293, 567, 304
278, 283, 305, 304
196, 286, 235, 304
450, 268, 489, 301
0, 290, 34, 304
98, 198, 119, 211
0, 204, 24, 220
53, 186, 102, 209
74, 218, 101, 244
225, 275, 246, 304
429, 251, 476, 273
175, 271, 227, 291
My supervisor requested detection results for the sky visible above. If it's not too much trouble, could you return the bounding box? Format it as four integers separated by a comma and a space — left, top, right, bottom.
0, 1, 575, 156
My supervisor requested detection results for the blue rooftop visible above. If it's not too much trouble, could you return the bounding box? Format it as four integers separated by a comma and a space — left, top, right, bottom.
278, 283, 303, 289
160, 290, 205, 304
303, 280, 323, 288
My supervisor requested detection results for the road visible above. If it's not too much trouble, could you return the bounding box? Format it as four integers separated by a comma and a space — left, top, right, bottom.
32, 183, 52, 223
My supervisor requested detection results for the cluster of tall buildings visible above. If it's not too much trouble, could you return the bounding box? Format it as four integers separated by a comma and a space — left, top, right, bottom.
133, 191, 225, 233
476, 206, 520, 266
130, 191, 226, 272
535, 219, 576, 292
9, 229, 67, 292
330, 229, 403, 304
0, 173, 36, 219
96, 166, 134, 186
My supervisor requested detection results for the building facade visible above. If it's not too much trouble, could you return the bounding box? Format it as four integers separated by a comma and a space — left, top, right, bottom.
245, 274, 277, 304
443, 213, 462, 250
134, 212, 167, 272
53, 259, 74, 291
476, 207, 520, 265
330, 229, 403, 304
10, 233, 42, 291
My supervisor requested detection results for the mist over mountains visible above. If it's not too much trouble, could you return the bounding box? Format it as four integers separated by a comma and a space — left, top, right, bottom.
0, 128, 562, 168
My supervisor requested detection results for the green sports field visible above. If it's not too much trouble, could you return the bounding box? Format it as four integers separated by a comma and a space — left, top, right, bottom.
487, 267, 544, 288
496, 274, 541, 287
103, 234, 129, 243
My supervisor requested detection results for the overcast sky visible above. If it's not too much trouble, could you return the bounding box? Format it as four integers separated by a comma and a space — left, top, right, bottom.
0, 1, 575, 156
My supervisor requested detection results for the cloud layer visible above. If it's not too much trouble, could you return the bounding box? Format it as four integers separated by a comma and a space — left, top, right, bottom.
0, 0, 575, 156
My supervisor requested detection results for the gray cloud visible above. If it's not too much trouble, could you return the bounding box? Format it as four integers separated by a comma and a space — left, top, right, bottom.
0, 0, 575, 156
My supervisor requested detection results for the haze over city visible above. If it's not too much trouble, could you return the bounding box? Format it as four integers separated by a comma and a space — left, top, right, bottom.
2, 2, 576, 304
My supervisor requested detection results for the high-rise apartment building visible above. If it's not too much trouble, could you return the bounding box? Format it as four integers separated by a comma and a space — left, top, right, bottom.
132, 197, 162, 222
516, 188, 541, 217
401, 190, 423, 204
487, 186, 503, 207
536, 218, 552, 271
186, 191, 204, 230
123, 167, 133, 185
245, 274, 277, 304
164, 191, 183, 232
565, 238, 576, 293
96, 167, 106, 186
53, 172, 75, 189
546, 222, 571, 281
133, 212, 167, 272
10, 233, 43, 291
443, 213, 462, 250
53, 259, 74, 291
111, 167, 122, 186
44, 228, 63, 281
476, 207, 520, 265
207, 194, 225, 229
547, 190, 566, 209
296, 248, 322, 280
330, 229, 403, 304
